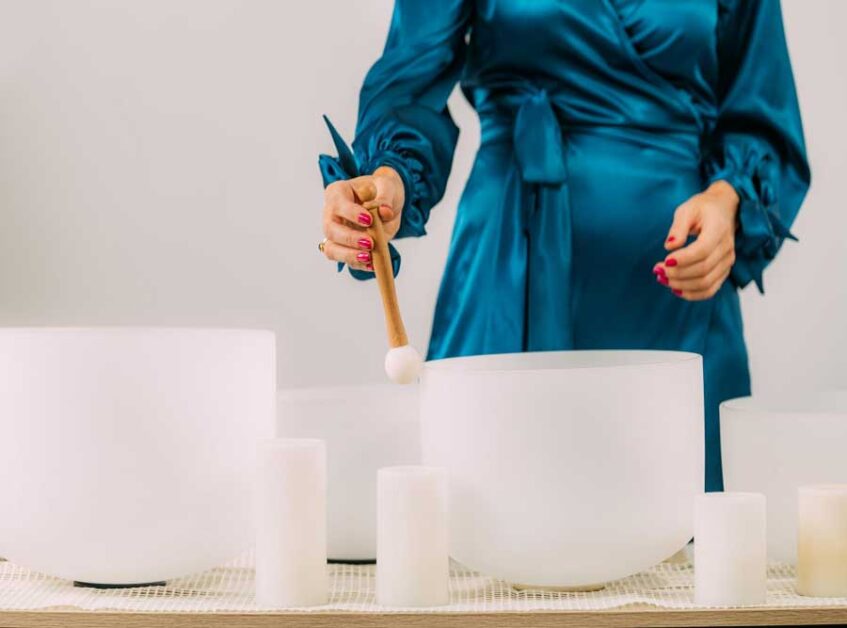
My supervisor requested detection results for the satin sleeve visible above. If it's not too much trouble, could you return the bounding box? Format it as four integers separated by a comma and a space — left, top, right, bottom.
704, 0, 811, 293
319, 0, 471, 280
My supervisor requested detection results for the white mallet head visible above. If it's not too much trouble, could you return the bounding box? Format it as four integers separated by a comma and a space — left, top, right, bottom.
384, 344, 423, 384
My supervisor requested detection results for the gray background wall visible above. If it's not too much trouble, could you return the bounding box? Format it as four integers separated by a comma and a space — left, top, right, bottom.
0, 0, 844, 394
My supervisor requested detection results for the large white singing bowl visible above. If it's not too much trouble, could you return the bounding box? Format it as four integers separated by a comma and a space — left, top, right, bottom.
277, 384, 421, 561
721, 392, 847, 564
0, 328, 275, 584
421, 350, 704, 588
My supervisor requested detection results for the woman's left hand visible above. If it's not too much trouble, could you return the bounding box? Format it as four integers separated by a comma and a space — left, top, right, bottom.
653, 180, 740, 301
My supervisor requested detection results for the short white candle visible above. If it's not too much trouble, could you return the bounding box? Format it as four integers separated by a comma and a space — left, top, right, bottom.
797, 484, 847, 597
255, 438, 327, 607
377, 466, 449, 607
694, 492, 767, 607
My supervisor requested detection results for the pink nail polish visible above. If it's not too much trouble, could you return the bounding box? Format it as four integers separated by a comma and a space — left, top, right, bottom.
357, 237, 372, 250
666, 258, 678, 267
357, 212, 372, 226
667, 236, 676, 243
366, 264, 374, 271
653, 264, 665, 275
356, 251, 371, 263
673, 288, 683, 296
657, 275, 669, 286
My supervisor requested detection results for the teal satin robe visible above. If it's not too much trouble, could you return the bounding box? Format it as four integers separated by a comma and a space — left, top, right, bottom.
319, 0, 810, 492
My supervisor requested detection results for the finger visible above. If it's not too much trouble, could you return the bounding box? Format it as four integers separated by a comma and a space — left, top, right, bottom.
327, 198, 374, 228
324, 179, 374, 227
372, 176, 399, 222
664, 237, 733, 280
324, 179, 355, 203
322, 180, 351, 225
324, 220, 373, 251
666, 250, 734, 291
348, 175, 378, 206
322, 239, 374, 271
673, 267, 731, 301
665, 226, 723, 269
655, 269, 671, 287
664, 201, 698, 252
376, 203, 396, 223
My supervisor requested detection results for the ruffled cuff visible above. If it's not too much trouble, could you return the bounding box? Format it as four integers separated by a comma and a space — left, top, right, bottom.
352, 104, 458, 239
317, 115, 402, 281
706, 144, 798, 293
355, 141, 423, 239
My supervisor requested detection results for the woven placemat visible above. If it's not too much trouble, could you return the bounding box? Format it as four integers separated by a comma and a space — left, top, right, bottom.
1, 550, 846, 613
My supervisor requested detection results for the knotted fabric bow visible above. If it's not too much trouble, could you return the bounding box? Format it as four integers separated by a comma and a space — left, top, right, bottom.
513, 89, 568, 185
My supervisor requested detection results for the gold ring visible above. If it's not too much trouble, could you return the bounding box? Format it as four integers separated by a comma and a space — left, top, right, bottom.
318, 238, 328, 254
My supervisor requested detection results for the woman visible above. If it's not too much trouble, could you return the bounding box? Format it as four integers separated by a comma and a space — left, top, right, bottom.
318, 0, 809, 492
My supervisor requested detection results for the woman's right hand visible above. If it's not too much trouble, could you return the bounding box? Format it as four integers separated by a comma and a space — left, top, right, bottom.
321, 166, 405, 272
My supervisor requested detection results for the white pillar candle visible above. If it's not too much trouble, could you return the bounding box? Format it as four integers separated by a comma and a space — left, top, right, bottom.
694, 492, 767, 606
797, 484, 847, 597
255, 438, 327, 607
377, 466, 449, 607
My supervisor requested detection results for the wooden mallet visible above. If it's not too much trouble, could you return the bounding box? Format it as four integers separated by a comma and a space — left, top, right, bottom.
354, 183, 422, 384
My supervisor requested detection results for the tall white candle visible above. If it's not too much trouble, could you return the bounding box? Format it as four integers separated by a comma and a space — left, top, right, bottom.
255, 438, 327, 607
694, 492, 767, 607
797, 484, 847, 597
377, 466, 449, 607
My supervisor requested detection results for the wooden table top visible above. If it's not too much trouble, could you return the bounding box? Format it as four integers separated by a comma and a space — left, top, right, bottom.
2, 604, 847, 628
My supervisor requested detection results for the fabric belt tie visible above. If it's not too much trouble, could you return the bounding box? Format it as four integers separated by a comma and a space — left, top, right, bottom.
512, 89, 568, 186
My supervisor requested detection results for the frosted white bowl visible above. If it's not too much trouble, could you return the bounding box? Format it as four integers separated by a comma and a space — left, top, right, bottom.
721, 391, 847, 564
420, 350, 704, 588
0, 327, 276, 584
277, 384, 420, 561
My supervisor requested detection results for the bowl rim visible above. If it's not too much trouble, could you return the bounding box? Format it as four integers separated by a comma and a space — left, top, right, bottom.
378, 465, 446, 478
0, 326, 275, 338
259, 437, 325, 451
798, 483, 847, 495
696, 491, 766, 504
423, 349, 702, 374
278, 382, 418, 402
721, 391, 847, 416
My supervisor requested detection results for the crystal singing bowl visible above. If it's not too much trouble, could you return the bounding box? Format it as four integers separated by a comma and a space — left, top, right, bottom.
420, 350, 704, 588
721, 391, 847, 564
0, 328, 276, 584
277, 384, 421, 561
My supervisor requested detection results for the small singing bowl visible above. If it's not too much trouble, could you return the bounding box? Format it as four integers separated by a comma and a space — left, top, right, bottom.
721, 391, 847, 564
277, 383, 421, 561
